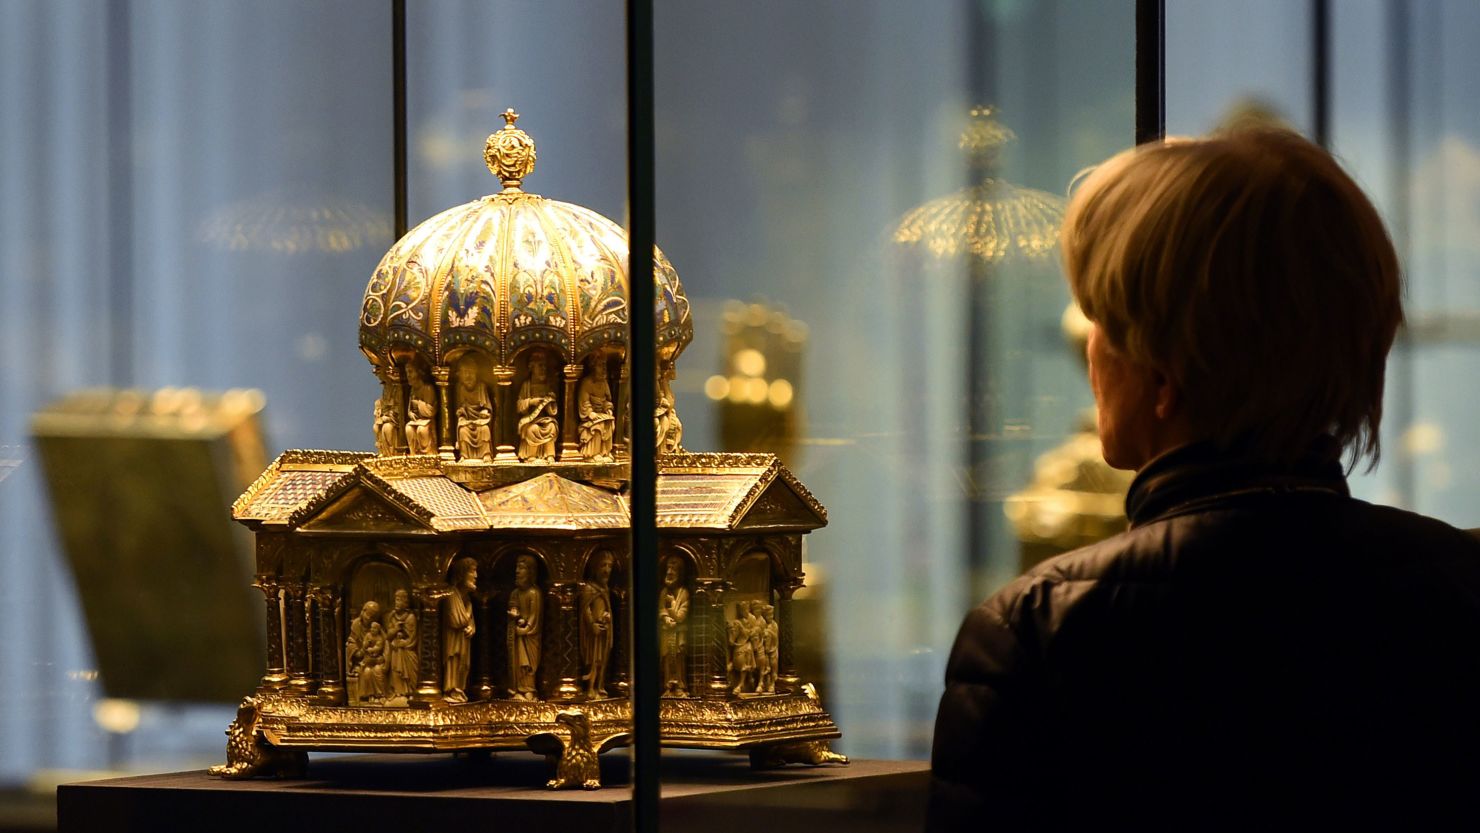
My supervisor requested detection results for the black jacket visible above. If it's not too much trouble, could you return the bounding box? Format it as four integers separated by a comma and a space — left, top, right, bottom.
929, 442, 1480, 830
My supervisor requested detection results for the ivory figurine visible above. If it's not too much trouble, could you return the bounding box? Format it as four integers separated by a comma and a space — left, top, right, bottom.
373, 396, 399, 456
579, 551, 614, 698
384, 589, 417, 697
577, 362, 616, 463
507, 554, 543, 700
442, 558, 477, 703
517, 352, 559, 462
345, 600, 381, 703
403, 363, 438, 455
655, 361, 683, 454
659, 556, 689, 697
454, 355, 494, 461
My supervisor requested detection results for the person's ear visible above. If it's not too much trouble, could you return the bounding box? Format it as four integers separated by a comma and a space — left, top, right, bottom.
1151, 367, 1179, 421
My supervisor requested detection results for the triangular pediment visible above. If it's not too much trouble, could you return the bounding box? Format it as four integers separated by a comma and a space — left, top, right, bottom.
735, 478, 826, 531
478, 473, 627, 530
300, 485, 433, 533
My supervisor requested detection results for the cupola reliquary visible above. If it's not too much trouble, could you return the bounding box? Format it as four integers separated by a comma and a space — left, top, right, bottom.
211, 111, 844, 787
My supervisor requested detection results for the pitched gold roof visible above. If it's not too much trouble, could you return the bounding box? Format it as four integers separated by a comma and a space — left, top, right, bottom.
232, 450, 371, 526
233, 450, 826, 534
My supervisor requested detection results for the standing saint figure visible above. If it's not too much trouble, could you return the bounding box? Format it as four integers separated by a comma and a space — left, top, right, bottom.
580, 551, 615, 698
578, 361, 616, 462
507, 554, 543, 700
654, 360, 683, 454
760, 603, 779, 694
373, 395, 399, 456
384, 589, 418, 698
404, 363, 438, 455
517, 351, 559, 462
442, 558, 477, 703
748, 601, 771, 694
345, 600, 381, 703
454, 354, 493, 461
659, 556, 690, 697
728, 616, 755, 695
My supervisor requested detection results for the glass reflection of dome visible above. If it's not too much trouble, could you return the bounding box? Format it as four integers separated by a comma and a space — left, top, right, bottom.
198, 188, 393, 255
892, 106, 1064, 263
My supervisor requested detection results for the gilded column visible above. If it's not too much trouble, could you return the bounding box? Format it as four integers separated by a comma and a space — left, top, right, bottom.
254, 578, 288, 692
550, 581, 581, 701
494, 365, 517, 461
695, 579, 730, 697
283, 580, 312, 694
776, 578, 803, 693
614, 360, 630, 459
560, 363, 583, 461
303, 591, 321, 693
313, 586, 345, 705
433, 366, 454, 460
412, 587, 447, 706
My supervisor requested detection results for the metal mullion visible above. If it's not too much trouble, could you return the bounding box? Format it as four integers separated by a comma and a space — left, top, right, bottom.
1135, 0, 1165, 145
392, 0, 408, 239
626, 0, 660, 829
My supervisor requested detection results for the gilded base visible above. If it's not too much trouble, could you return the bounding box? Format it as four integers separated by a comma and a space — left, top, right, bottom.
243, 690, 839, 754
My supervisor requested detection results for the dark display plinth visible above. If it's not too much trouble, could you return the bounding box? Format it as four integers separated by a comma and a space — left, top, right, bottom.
58, 755, 927, 833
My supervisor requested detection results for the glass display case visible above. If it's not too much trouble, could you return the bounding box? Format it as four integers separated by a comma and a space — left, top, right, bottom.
4, 1, 1480, 830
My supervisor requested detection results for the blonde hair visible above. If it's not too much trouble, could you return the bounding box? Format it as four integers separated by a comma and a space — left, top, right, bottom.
1062, 129, 1402, 469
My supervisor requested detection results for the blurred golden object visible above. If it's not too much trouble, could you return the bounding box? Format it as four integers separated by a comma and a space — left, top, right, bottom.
1005, 303, 1134, 572
710, 301, 807, 461
214, 113, 843, 788
892, 106, 1065, 263
30, 387, 268, 701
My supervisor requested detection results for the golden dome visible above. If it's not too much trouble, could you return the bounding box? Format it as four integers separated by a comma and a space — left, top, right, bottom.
358, 109, 693, 370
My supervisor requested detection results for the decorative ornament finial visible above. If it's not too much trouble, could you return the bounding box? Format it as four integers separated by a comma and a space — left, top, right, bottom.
485, 108, 537, 193
960, 104, 1015, 171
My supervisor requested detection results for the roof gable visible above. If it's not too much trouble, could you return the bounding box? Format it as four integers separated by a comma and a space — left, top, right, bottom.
299, 485, 433, 534
232, 450, 370, 527
478, 473, 627, 530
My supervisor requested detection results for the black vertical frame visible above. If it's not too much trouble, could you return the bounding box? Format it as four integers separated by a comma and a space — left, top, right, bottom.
1135, 0, 1165, 145
1312, 0, 1331, 148
626, 0, 661, 831
392, 0, 408, 238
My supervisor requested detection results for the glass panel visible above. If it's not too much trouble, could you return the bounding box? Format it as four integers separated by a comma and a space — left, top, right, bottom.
1333, 0, 1480, 527
404, 0, 640, 804
1166, 0, 1314, 135
653, 0, 1136, 803
0, 0, 392, 804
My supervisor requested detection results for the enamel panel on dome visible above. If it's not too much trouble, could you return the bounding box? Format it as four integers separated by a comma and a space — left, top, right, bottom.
655, 247, 693, 349
436, 204, 502, 358
360, 201, 476, 356
559, 203, 629, 355
507, 202, 571, 357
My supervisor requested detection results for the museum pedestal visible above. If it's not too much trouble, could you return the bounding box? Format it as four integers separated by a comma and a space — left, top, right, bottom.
57, 755, 927, 833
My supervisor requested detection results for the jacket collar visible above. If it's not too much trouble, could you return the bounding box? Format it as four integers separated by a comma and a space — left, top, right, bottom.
1125, 437, 1350, 528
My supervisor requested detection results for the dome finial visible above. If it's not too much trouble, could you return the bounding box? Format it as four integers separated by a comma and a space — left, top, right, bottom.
485, 108, 537, 193
960, 105, 1015, 170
